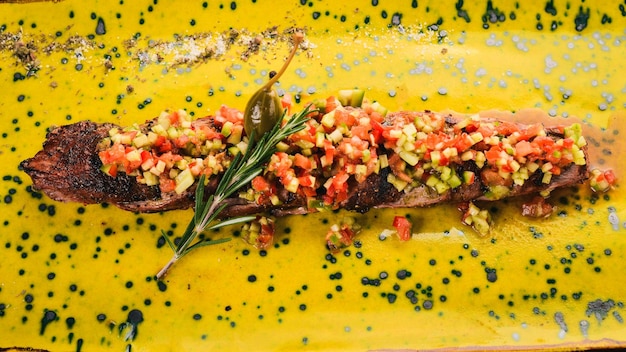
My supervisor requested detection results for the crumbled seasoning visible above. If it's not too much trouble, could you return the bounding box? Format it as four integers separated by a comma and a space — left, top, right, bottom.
131, 26, 314, 69
0, 26, 314, 74
13, 39, 40, 74
1, 28, 97, 74
0, 29, 41, 75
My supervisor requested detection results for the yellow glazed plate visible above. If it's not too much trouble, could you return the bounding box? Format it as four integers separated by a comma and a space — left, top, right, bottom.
1, 0, 625, 350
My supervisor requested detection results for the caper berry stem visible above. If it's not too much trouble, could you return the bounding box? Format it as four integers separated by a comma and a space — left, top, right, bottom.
261, 31, 304, 91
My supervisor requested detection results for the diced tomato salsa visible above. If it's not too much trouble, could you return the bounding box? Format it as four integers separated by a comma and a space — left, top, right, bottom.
98, 92, 591, 207
325, 217, 361, 252
98, 109, 232, 194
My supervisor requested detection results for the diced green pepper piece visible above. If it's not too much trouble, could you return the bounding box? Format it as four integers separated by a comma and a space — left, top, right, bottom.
425, 174, 439, 188
338, 89, 365, 107
484, 185, 510, 200
434, 180, 450, 194
564, 123, 587, 147
399, 151, 419, 166
174, 168, 195, 194
370, 101, 388, 117
321, 110, 336, 128
311, 98, 327, 111
226, 125, 243, 144
463, 171, 475, 185
447, 174, 462, 188
387, 173, 408, 191
143, 171, 159, 186
472, 216, 491, 236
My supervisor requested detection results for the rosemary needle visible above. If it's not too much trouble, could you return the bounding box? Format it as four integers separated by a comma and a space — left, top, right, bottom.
155, 106, 311, 280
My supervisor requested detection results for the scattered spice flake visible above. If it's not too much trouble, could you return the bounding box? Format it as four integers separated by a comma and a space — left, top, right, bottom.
13, 39, 40, 74
1, 28, 97, 71
0, 23, 455, 76
131, 26, 315, 69
0, 29, 41, 75
0, 26, 315, 74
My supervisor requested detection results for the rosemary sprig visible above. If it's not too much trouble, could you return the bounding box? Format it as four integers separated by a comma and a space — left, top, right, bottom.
155, 106, 311, 279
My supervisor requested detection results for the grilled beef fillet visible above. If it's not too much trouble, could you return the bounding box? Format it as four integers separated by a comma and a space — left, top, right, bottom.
20, 112, 590, 216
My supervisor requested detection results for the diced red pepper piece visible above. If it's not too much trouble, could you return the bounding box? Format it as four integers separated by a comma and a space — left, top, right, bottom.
495, 121, 520, 136
350, 125, 369, 140
281, 93, 293, 114
140, 150, 152, 162
293, 153, 312, 169
335, 109, 357, 127
325, 96, 339, 113
514, 140, 535, 158
159, 178, 176, 193
453, 133, 474, 153
174, 134, 190, 148
154, 135, 173, 153
476, 124, 494, 138
198, 125, 222, 140
485, 145, 505, 164
370, 120, 385, 144
323, 139, 335, 166
251, 175, 270, 192
169, 111, 181, 125
518, 123, 544, 141
217, 105, 244, 124
257, 222, 275, 250
106, 164, 118, 177
332, 171, 350, 189
98, 143, 125, 164
392, 216, 413, 241
604, 169, 617, 185
562, 138, 574, 149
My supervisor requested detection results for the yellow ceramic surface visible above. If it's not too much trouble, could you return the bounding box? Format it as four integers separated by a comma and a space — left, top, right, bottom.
1, 0, 625, 351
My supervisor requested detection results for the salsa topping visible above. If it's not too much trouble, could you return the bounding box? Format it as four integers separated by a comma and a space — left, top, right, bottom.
459, 201, 493, 236
241, 215, 275, 250
99, 106, 242, 194
589, 168, 617, 193
326, 216, 361, 252
98, 91, 602, 212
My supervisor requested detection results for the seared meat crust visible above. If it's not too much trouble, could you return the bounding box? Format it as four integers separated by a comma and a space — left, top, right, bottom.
21, 116, 590, 216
